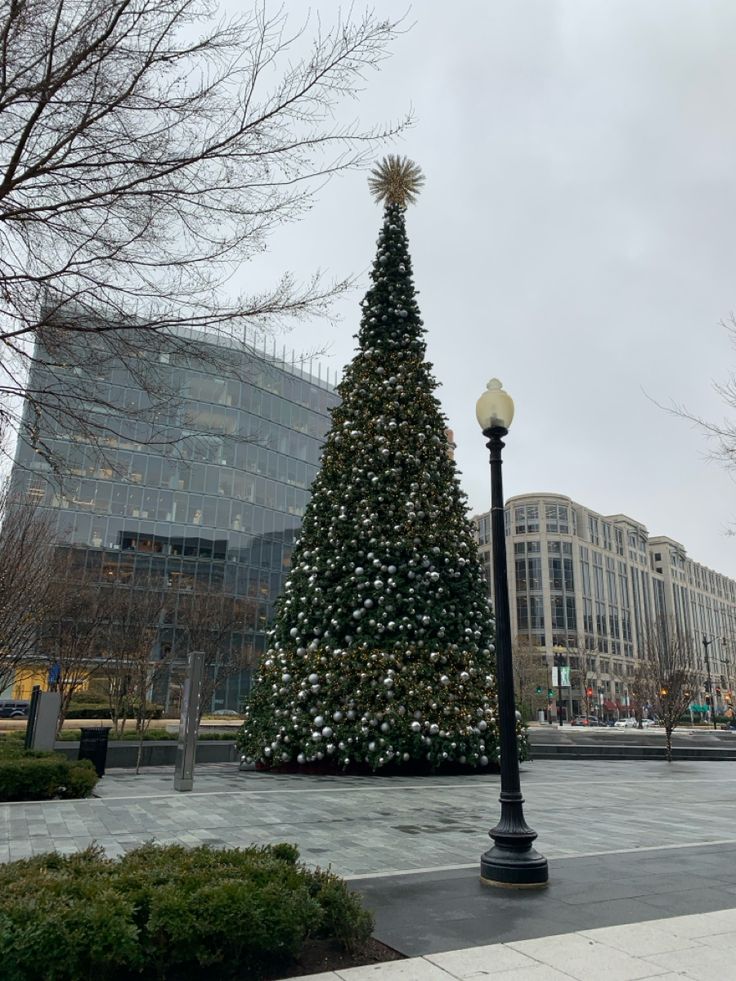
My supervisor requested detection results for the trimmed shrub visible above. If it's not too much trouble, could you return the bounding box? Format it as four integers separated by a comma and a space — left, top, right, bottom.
0, 754, 98, 802
307, 868, 374, 952
0, 738, 98, 801
66, 702, 164, 720
57, 728, 237, 742
0, 843, 374, 980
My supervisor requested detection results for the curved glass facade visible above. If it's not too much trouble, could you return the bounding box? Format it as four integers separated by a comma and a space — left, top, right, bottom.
11, 334, 338, 710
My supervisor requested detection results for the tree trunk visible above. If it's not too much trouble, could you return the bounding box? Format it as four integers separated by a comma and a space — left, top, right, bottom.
55, 687, 74, 738
135, 708, 144, 774
665, 727, 673, 762
135, 693, 146, 774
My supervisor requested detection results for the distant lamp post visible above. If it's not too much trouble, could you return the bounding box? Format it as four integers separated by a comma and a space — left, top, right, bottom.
476, 379, 548, 889
702, 635, 718, 730
552, 645, 567, 725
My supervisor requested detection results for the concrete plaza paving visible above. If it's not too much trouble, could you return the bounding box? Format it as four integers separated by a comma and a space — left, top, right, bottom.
302, 907, 736, 980
2, 759, 735, 875
4, 759, 736, 979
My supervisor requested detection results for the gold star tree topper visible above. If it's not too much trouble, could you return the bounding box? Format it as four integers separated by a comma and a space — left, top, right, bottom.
368, 155, 425, 207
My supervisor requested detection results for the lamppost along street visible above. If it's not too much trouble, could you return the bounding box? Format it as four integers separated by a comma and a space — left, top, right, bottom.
702, 635, 718, 731
552, 645, 568, 725
476, 378, 548, 889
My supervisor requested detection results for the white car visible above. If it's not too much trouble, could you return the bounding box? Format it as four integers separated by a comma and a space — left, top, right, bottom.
614, 718, 637, 728
641, 719, 656, 728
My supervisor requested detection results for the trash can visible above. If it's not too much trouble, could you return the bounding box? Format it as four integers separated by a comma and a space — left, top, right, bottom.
78, 727, 110, 777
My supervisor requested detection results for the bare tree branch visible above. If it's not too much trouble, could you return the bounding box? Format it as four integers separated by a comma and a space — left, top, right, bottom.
0, 480, 58, 695
175, 587, 254, 721
633, 617, 700, 761
0, 1, 410, 464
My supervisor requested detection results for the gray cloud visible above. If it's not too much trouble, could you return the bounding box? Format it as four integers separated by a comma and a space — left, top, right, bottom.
243, 0, 736, 575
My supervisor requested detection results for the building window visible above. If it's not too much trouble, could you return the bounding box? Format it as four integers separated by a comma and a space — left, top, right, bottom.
588, 515, 599, 546
603, 523, 612, 551
545, 503, 569, 534
527, 557, 542, 590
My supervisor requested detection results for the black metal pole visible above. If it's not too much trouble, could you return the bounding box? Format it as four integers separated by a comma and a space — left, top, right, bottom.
703, 636, 718, 731
555, 654, 564, 725
480, 427, 548, 888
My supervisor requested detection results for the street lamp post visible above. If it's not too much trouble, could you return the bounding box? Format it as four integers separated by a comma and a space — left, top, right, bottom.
552, 647, 567, 725
702, 635, 718, 731
476, 379, 548, 889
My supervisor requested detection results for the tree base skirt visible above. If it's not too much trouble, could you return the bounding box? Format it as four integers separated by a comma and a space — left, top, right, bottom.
254, 758, 501, 777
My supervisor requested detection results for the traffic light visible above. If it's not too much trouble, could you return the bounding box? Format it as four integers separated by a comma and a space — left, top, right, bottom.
660, 686, 668, 697
586, 687, 593, 697
535, 686, 543, 695
548, 689, 555, 699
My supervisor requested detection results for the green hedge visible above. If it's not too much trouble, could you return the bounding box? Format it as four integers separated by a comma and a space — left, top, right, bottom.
0, 754, 98, 802
0, 737, 98, 802
66, 702, 163, 720
0, 843, 373, 981
56, 728, 236, 742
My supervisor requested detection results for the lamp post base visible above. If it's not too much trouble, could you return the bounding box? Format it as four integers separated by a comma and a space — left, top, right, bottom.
480, 844, 549, 889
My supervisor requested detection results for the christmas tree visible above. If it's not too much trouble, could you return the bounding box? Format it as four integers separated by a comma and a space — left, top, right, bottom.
239, 157, 500, 771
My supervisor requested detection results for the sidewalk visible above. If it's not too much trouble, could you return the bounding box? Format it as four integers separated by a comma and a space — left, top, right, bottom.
300, 906, 736, 979
4, 760, 736, 979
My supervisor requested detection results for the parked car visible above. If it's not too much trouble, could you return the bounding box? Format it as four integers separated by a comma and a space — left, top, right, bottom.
211, 709, 241, 717
614, 718, 637, 728
641, 719, 656, 728
0, 700, 29, 719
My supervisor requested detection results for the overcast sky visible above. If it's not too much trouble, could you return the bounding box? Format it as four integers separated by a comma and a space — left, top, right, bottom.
246, 1, 736, 578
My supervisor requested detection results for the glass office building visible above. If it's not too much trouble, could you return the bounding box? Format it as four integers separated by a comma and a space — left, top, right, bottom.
10, 329, 338, 710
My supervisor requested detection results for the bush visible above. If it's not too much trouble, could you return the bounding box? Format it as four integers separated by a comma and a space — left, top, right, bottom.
56, 728, 237, 742
67, 690, 110, 705
66, 702, 164, 720
0, 753, 98, 802
0, 738, 98, 801
0, 843, 374, 981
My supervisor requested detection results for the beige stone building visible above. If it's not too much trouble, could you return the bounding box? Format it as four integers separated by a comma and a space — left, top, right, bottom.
473, 493, 736, 720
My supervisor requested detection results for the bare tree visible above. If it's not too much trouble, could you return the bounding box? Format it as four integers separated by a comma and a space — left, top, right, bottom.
175, 589, 253, 722
37, 571, 116, 734
512, 635, 548, 722
660, 318, 736, 507
101, 583, 172, 773
636, 618, 700, 762
0, 483, 58, 695
567, 636, 598, 719
0, 1, 408, 465
101, 582, 167, 737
